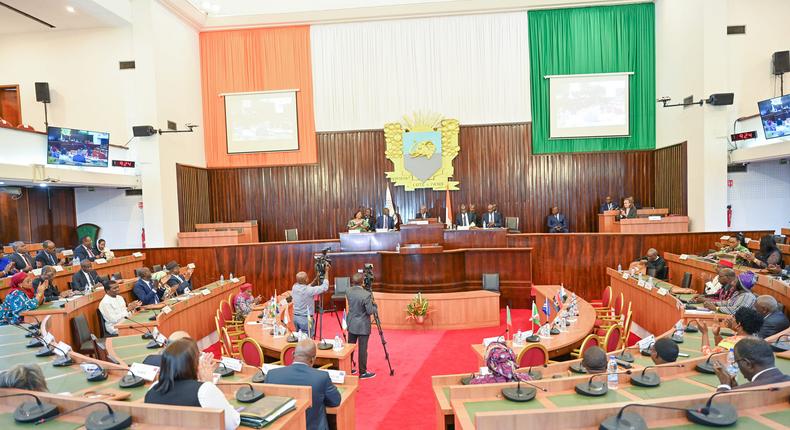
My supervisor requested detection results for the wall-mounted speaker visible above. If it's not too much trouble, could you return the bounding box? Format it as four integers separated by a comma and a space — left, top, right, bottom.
773, 51, 790, 75
707, 93, 734, 106
35, 82, 50, 103
132, 125, 157, 137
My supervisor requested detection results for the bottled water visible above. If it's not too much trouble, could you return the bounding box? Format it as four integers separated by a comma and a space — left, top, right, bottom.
396, 243, 400, 252
514, 330, 523, 346
333, 335, 343, 351
726, 348, 739, 377
607, 356, 619, 389
219, 274, 224, 285
229, 273, 234, 281
617, 264, 622, 273
73, 256, 80, 266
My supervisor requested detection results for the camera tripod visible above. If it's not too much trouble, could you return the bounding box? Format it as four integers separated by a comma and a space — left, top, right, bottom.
364, 266, 395, 376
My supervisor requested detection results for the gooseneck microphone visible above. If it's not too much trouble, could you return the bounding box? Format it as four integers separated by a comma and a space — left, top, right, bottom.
216, 382, 265, 403
122, 317, 164, 349
37, 401, 132, 430
525, 363, 548, 380
600, 403, 693, 430
252, 366, 266, 383
215, 361, 235, 377
502, 378, 548, 402
574, 370, 632, 397
630, 364, 685, 388
771, 334, 790, 352
123, 316, 154, 339
687, 387, 779, 426
0, 393, 59, 423
83, 365, 145, 388
695, 350, 729, 374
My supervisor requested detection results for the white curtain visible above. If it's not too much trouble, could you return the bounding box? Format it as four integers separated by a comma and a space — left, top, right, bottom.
310, 12, 530, 131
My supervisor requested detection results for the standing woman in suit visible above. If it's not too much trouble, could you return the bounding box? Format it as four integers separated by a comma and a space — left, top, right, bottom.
617, 198, 637, 220
144, 338, 240, 430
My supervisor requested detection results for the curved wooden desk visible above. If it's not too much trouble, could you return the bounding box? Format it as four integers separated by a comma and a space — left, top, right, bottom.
373, 290, 500, 330
470, 286, 594, 362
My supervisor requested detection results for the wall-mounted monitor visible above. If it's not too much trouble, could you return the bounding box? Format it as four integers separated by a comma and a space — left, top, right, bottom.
758, 94, 790, 140
47, 126, 109, 167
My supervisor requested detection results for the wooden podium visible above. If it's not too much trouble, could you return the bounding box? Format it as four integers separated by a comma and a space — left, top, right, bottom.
194, 220, 259, 242
598, 208, 688, 233
400, 221, 444, 245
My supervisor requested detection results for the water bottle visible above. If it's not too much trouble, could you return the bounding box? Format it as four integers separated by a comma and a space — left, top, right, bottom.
607, 356, 619, 389
726, 348, 739, 377
333, 334, 343, 351
219, 274, 225, 285
396, 243, 401, 252
617, 263, 622, 273
73, 256, 80, 266
515, 330, 522, 346
229, 273, 234, 282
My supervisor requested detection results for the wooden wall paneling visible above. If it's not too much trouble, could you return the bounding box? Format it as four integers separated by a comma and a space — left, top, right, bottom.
176, 164, 211, 232
46, 188, 77, 247
0, 187, 76, 247
654, 142, 688, 215
0, 190, 22, 244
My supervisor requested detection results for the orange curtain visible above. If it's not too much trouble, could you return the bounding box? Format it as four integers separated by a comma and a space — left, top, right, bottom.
199, 26, 316, 167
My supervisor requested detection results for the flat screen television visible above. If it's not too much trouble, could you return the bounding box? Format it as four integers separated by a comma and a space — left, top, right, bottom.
47, 126, 109, 167
758, 94, 790, 140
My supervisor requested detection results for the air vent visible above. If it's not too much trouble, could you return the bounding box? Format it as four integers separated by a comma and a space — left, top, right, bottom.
727, 163, 748, 173
125, 189, 143, 196
727, 25, 746, 35
119, 61, 136, 70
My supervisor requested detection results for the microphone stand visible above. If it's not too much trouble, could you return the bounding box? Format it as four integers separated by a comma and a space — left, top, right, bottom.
501, 378, 548, 402
0, 393, 59, 423
771, 334, 790, 352
574, 370, 632, 397
123, 316, 154, 340
37, 400, 132, 430
687, 387, 780, 427
695, 350, 729, 374
600, 402, 693, 430
630, 364, 685, 387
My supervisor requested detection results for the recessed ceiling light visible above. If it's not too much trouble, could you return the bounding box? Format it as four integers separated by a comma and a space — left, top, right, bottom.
66, 5, 75, 13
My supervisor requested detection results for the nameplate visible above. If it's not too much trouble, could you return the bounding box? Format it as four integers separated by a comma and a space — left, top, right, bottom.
94, 258, 107, 264
129, 363, 160, 381
622, 273, 630, 280
202, 289, 211, 296
319, 368, 346, 384
374, 228, 388, 233
132, 252, 143, 258
161, 305, 172, 314
187, 263, 196, 269
744, 237, 752, 244
648, 216, 661, 221
220, 356, 243, 372
719, 235, 730, 241
43, 333, 55, 345
231, 278, 239, 283
61, 250, 74, 256
482, 336, 505, 347
31, 268, 42, 276
54, 341, 72, 357
262, 363, 284, 373
637, 335, 655, 350
657, 288, 669, 296
348, 230, 360, 234
456, 225, 471, 231
679, 254, 689, 260
54, 265, 64, 272
479, 366, 491, 376
637, 279, 646, 288
80, 363, 101, 374
413, 221, 429, 225
644, 283, 653, 291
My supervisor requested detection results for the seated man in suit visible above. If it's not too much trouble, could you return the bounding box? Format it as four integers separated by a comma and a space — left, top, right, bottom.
73, 236, 97, 262
468, 204, 481, 227
33, 266, 73, 302
599, 195, 619, 213
35, 241, 63, 268
713, 337, 790, 391
455, 204, 477, 228
8, 242, 35, 272
141, 331, 191, 367
133, 267, 166, 305
650, 338, 679, 364
265, 339, 341, 430
768, 263, 790, 280
481, 204, 503, 228
165, 261, 193, 295
362, 208, 375, 232
547, 206, 569, 233
71, 260, 101, 292
415, 205, 430, 220
375, 207, 396, 230
0, 256, 17, 278
755, 295, 790, 339
634, 248, 668, 280
581, 346, 607, 374
98, 279, 141, 336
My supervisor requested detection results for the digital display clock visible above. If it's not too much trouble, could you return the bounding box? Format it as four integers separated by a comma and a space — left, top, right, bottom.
112, 160, 136, 168
730, 131, 757, 141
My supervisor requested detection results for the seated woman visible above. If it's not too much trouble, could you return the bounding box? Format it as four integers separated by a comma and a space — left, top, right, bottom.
696, 306, 763, 355
707, 236, 750, 265
233, 283, 261, 317
0, 272, 46, 325
739, 235, 782, 269
0, 255, 17, 278
145, 338, 240, 430
469, 342, 532, 384
701, 271, 757, 315
347, 210, 369, 232
0, 364, 48, 391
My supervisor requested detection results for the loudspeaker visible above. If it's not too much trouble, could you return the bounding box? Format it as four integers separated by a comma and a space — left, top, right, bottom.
35, 82, 50, 103
132, 125, 157, 137
707, 93, 734, 106
773, 51, 790, 75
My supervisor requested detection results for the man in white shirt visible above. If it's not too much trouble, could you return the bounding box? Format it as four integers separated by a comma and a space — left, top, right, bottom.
98, 279, 141, 336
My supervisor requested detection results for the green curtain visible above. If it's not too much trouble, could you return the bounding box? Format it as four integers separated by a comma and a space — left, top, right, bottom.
528, 3, 655, 154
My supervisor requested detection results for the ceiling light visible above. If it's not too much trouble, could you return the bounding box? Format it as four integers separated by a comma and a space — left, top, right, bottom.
39, 183, 48, 188
66, 5, 75, 13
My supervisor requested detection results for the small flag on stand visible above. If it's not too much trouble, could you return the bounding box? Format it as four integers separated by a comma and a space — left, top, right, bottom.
505, 305, 512, 339
341, 310, 348, 331
542, 297, 551, 318
531, 301, 540, 330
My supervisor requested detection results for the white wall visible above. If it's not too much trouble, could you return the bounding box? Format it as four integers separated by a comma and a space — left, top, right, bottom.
727, 160, 790, 233
75, 188, 144, 248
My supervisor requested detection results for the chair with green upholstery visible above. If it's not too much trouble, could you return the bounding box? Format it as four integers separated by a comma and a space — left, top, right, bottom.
76, 223, 101, 245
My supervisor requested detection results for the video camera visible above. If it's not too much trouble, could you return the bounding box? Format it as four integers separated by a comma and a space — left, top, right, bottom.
363, 263, 374, 291
314, 248, 332, 283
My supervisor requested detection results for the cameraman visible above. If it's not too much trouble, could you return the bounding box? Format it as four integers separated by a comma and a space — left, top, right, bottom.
291, 268, 330, 337
347, 273, 378, 379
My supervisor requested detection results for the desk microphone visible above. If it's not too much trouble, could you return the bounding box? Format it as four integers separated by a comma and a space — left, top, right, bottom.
525, 363, 547, 380
600, 402, 692, 430
630, 364, 685, 387
15, 323, 44, 347
216, 381, 265, 403
695, 350, 729, 374
616, 345, 637, 363
123, 316, 154, 340
25, 315, 42, 331
501, 378, 548, 402
251, 366, 266, 383
0, 393, 59, 423
123, 317, 164, 348
37, 400, 132, 430
687, 387, 780, 426
14, 324, 72, 365
771, 334, 790, 352
574, 370, 632, 397
83, 365, 145, 388
148, 309, 159, 322
216, 361, 235, 378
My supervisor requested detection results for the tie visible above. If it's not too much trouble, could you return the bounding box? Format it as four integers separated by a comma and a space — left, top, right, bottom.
87, 246, 94, 258
556, 214, 560, 221
463, 214, 468, 226
85, 272, 93, 289
148, 281, 158, 303
49, 253, 55, 265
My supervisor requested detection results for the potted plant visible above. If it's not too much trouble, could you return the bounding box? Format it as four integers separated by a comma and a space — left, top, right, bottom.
406, 292, 430, 324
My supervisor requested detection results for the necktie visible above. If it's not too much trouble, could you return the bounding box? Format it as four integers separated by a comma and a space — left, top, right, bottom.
463, 214, 468, 226
87, 246, 94, 258
85, 272, 93, 289
49, 253, 55, 265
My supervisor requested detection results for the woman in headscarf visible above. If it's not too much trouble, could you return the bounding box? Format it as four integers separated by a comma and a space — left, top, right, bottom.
0, 272, 45, 325
233, 283, 260, 317
469, 341, 532, 384
696, 306, 763, 355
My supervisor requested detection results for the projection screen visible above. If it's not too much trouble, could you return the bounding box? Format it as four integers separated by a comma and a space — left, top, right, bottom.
548, 72, 632, 139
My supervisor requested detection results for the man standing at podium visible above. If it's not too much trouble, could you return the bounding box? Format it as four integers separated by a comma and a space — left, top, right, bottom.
481, 204, 503, 228
599, 196, 618, 213
455, 204, 477, 227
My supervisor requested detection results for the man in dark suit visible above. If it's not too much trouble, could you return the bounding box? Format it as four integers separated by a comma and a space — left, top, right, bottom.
346, 273, 377, 379
481, 204, 503, 228
468, 204, 481, 227
165, 261, 193, 295
635, 248, 669, 280
8, 242, 35, 272
547, 206, 569, 233
362, 208, 375, 232
265, 339, 341, 430
455, 204, 477, 227
375, 207, 395, 230
133, 267, 165, 305
599, 196, 619, 213
35, 240, 63, 268
73, 236, 96, 262
755, 295, 790, 338
71, 260, 101, 292
714, 337, 790, 391
415, 205, 430, 219
33, 265, 73, 302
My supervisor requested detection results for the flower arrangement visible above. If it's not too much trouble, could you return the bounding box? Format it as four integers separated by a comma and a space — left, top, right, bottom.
406, 292, 430, 323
